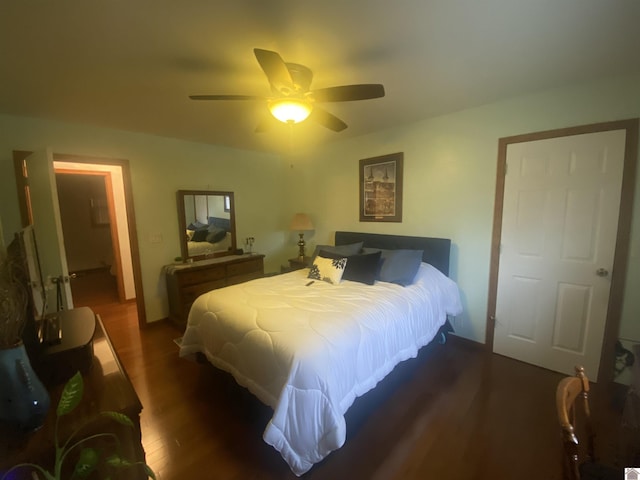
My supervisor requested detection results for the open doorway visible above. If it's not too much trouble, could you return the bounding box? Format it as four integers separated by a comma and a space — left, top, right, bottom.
52, 158, 138, 316
55, 171, 120, 307
13, 150, 146, 328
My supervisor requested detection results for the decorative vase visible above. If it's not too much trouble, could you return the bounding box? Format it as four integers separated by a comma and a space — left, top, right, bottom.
0, 341, 50, 432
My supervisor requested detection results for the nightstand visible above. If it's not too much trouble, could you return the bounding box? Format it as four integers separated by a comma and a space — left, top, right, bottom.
288, 256, 312, 271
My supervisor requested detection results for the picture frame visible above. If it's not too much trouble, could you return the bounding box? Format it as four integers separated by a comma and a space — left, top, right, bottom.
359, 152, 403, 222
90, 197, 110, 227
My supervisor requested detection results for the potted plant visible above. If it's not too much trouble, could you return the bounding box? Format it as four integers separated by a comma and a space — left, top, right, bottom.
0, 243, 29, 346
2, 371, 156, 480
0, 244, 50, 431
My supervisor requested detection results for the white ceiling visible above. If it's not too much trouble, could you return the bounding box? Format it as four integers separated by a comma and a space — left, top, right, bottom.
1, 1, 639, 154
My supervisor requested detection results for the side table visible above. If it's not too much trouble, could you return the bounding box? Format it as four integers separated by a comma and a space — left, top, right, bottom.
0, 313, 146, 479
288, 256, 312, 271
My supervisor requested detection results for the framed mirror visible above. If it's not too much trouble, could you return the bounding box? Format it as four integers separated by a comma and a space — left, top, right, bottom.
176, 190, 237, 261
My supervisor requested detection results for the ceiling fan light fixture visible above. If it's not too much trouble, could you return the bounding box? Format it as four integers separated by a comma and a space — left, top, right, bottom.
190, 49, 384, 132
269, 98, 312, 124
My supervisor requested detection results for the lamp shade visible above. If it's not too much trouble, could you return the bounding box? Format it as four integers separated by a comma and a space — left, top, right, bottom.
270, 98, 312, 124
290, 213, 314, 231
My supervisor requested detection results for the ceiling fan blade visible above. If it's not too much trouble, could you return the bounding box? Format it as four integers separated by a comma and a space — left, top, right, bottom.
189, 95, 263, 101
312, 84, 385, 103
253, 48, 295, 93
310, 107, 348, 132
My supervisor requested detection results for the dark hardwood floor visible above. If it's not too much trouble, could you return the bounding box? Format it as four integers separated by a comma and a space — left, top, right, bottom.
90, 300, 630, 480
70, 268, 119, 307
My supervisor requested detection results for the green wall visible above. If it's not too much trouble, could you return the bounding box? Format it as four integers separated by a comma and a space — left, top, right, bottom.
0, 115, 290, 321
289, 73, 640, 346
1, 73, 638, 353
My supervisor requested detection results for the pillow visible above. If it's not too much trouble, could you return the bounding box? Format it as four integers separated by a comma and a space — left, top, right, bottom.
311, 242, 363, 262
187, 220, 207, 230
308, 256, 348, 285
191, 228, 209, 242
373, 249, 424, 286
206, 225, 226, 243
186, 229, 195, 241
319, 250, 381, 285
208, 216, 231, 231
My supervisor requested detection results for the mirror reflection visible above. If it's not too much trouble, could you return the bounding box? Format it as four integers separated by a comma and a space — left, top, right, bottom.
176, 190, 237, 261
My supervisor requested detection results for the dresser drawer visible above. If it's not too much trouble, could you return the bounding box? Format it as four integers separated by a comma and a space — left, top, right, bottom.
227, 257, 263, 278
178, 265, 226, 286
165, 254, 265, 327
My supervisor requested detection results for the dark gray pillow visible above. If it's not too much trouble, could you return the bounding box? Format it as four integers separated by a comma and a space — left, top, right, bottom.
187, 220, 207, 231
191, 227, 209, 242
319, 250, 382, 285
362, 248, 424, 286
206, 225, 226, 243
311, 242, 363, 262
208, 216, 231, 231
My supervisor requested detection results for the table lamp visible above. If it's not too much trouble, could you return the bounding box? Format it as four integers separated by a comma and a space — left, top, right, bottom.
290, 213, 314, 261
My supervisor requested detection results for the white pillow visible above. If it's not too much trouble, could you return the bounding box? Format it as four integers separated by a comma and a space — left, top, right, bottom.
308, 256, 347, 285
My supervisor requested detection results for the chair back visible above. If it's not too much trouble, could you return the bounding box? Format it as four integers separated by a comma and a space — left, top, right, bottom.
556, 366, 594, 480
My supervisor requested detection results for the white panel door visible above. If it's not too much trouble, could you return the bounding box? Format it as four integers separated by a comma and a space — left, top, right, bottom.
26, 149, 73, 312
494, 130, 626, 378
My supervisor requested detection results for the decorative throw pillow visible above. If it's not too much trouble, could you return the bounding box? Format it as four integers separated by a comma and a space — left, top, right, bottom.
191, 227, 209, 242
311, 242, 363, 262
186, 229, 195, 241
319, 250, 382, 285
308, 256, 348, 285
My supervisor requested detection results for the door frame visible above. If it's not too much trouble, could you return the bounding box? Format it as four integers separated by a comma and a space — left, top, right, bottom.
486, 118, 639, 383
13, 151, 147, 328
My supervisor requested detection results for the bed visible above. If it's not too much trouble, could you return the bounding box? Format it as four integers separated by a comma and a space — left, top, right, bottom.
186, 231, 232, 257
186, 216, 233, 257
179, 231, 462, 475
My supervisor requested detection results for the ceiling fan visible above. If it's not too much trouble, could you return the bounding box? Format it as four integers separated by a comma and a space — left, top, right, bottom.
189, 48, 385, 133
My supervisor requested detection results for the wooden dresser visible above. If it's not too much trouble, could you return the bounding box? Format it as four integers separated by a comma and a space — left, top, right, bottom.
165, 254, 265, 327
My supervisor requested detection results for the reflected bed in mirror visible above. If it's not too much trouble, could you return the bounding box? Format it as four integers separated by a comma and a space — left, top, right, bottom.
176, 190, 237, 261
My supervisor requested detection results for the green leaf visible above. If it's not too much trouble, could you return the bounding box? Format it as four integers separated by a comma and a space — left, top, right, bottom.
57, 371, 84, 417
105, 454, 131, 468
144, 464, 157, 480
104, 455, 155, 479
101, 411, 134, 427
73, 447, 99, 478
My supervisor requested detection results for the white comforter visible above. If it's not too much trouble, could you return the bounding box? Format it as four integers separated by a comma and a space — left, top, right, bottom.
179, 263, 462, 475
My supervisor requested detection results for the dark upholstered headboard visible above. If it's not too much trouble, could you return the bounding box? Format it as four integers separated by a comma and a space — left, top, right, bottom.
334, 231, 451, 276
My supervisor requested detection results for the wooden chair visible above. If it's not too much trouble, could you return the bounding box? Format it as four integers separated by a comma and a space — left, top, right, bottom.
556, 366, 621, 480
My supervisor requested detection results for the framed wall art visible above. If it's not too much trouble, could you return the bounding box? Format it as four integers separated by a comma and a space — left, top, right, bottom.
359, 152, 403, 222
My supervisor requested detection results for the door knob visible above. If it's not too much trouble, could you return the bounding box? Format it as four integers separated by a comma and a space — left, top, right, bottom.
596, 268, 609, 277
